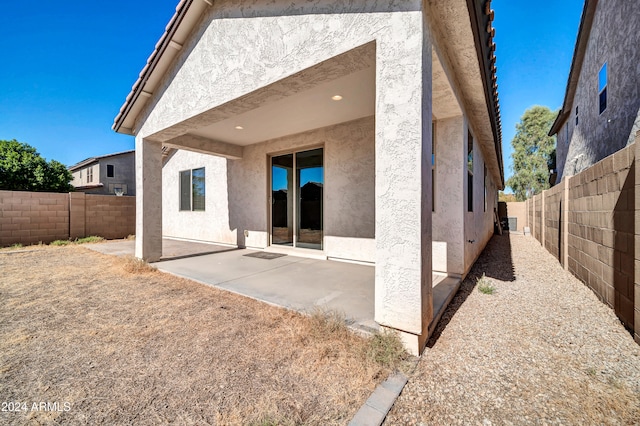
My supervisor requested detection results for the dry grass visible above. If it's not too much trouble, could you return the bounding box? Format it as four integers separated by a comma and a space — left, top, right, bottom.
0, 246, 390, 425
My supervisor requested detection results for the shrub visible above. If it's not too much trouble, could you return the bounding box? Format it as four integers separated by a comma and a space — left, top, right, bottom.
122, 256, 157, 274
75, 236, 104, 244
365, 330, 410, 371
309, 309, 349, 338
477, 274, 496, 295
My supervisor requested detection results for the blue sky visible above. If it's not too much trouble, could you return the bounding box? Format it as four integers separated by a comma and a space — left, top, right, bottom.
2, 0, 584, 188
493, 0, 584, 188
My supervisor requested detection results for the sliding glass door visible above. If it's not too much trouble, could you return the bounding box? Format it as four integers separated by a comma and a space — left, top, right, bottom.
271, 148, 323, 250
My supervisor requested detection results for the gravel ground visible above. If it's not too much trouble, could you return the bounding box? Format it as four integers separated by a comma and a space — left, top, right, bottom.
386, 233, 640, 425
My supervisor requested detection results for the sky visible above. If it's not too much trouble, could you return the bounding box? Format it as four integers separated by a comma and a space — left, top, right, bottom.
2, 0, 584, 188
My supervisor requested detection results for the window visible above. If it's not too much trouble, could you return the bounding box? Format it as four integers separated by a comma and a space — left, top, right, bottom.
599, 62, 607, 114
565, 122, 569, 145
432, 121, 436, 212
483, 165, 487, 212
107, 164, 114, 178
87, 167, 93, 183
180, 168, 206, 211
467, 131, 474, 212
575, 106, 579, 126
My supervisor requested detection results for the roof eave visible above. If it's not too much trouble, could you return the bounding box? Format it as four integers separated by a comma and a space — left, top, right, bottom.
113, 0, 211, 135
466, 0, 504, 188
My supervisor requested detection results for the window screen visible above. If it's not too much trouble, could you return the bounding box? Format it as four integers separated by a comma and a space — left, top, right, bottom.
180, 170, 191, 211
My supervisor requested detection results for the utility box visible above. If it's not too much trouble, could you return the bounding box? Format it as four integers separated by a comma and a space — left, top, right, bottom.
508, 217, 517, 231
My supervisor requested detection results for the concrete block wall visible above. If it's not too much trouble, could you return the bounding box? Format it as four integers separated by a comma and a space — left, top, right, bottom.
567, 143, 634, 333
505, 201, 527, 232
544, 183, 565, 262
85, 194, 135, 239
0, 191, 69, 246
0, 191, 135, 246
534, 193, 542, 242
527, 132, 638, 343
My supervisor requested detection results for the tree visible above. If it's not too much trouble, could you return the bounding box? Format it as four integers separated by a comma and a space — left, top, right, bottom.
498, 191, 517, 203
0, 140, 73, 192
506, 106, 557, 201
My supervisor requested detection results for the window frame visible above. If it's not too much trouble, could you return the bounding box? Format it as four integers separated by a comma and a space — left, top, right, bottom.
467, 131, 474, 213
432, 121, 436, 212
598, 62, 607, 115
107, 164, 115, 178
87, 167, 93, 183
483, 164, 487, 212
179, 168, 206, 212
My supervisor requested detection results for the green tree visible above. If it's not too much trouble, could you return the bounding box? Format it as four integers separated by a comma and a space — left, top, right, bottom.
0, 140, 73, 192
506, 106, 557, 201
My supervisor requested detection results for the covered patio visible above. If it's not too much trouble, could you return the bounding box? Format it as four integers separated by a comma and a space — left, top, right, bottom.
88, 238, 459, 336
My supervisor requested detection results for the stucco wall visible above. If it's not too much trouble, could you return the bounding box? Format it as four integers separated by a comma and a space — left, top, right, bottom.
97, 154, 136, 196
162, 117, 376, 262
432, 116, 464, 275
463, 121, 498, 275
135, 1, 422, 140
71, 163, 100, 188
556, 0, 640, 181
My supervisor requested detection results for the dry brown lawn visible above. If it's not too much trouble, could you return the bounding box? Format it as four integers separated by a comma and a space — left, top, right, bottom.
0, 245, 391, 425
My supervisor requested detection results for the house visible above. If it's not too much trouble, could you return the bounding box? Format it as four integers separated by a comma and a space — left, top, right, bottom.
550, 0, 640, 181
68, 150, 136, 195
113, 0, 504, 355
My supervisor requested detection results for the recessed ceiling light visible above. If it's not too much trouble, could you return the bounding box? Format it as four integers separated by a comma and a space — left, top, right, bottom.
235, 125, 244, 130
331, 95, 343, 101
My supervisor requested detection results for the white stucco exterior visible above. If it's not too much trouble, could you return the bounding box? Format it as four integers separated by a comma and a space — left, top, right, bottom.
115, 0, 503, 355
162, 116, 376, 262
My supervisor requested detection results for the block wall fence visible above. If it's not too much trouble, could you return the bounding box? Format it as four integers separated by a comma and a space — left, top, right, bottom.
0, 191, 135, 246
513, 131, 640, 344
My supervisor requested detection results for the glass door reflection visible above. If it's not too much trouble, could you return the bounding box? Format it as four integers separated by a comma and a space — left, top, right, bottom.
296, 148, 323, 250
270, 148, 323, 250
271, 154, 293, 246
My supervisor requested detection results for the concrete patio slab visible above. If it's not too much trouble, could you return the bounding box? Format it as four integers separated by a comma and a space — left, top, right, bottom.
157, 248, 378, 332
87, 238, 461, 336
87, 238, 233, 260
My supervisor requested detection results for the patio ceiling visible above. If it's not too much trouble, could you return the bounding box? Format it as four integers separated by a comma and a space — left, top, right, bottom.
190, 66, 375, 146
150, 41, 459, 156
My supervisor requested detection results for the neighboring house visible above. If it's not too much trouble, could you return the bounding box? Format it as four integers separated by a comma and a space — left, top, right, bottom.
68, 150, 136, 195
550, 0, 640, 182
113, 0, 504, 354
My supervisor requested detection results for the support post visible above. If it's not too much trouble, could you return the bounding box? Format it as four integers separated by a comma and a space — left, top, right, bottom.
374, 15, 432, 356
135, 137, 163, 262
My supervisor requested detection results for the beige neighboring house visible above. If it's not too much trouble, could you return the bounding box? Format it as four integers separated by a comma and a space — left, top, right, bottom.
113, 0, 504, 354
68, 150, 136, 195
550, 0, 640, 181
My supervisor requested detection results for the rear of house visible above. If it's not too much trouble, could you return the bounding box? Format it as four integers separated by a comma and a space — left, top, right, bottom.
113, 0, 503, 354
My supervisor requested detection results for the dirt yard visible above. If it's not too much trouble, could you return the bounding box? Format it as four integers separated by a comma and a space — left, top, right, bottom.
0, 245, 391, 425
386, 233, 640, 425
